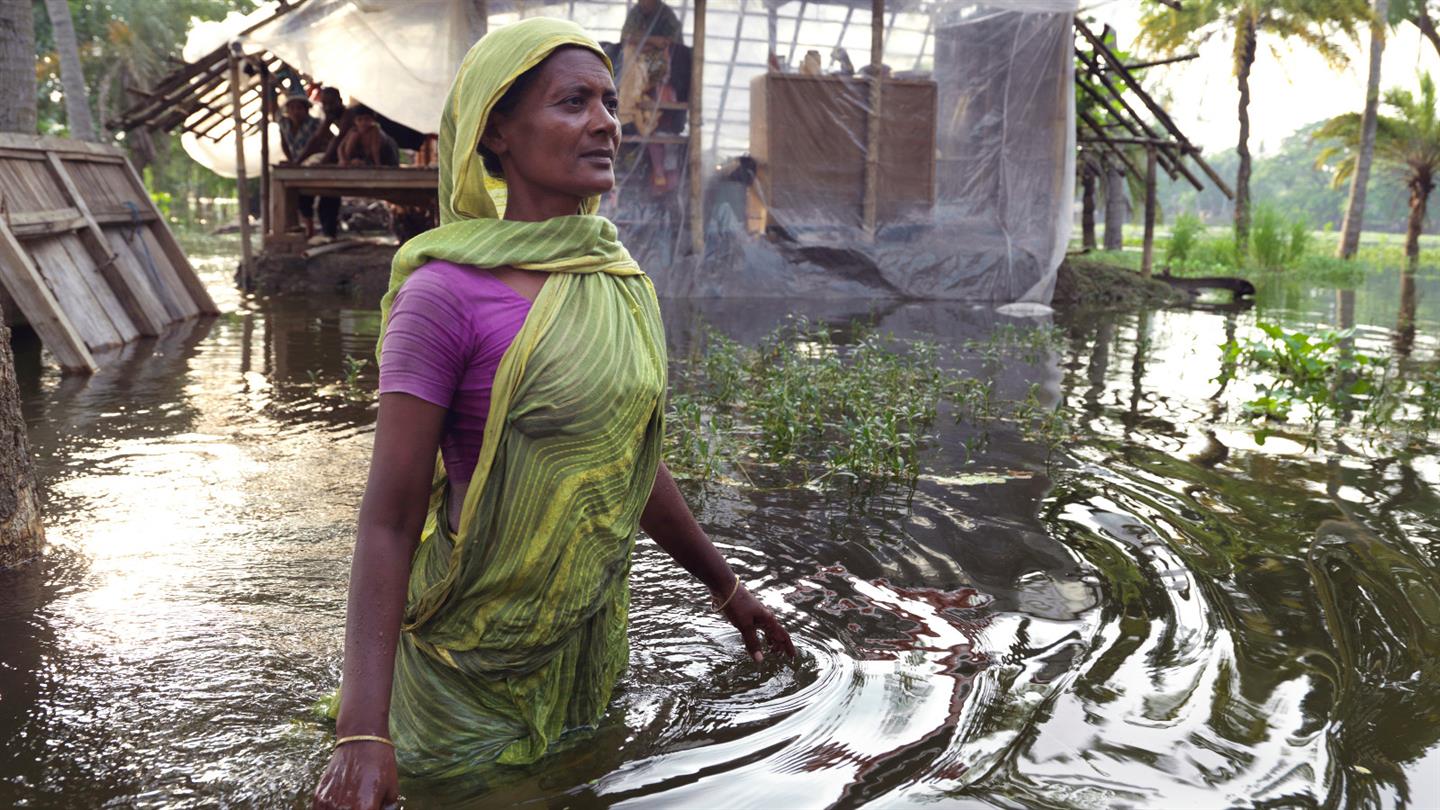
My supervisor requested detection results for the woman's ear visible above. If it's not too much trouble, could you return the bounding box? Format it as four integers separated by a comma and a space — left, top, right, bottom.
479, 112, 510, 163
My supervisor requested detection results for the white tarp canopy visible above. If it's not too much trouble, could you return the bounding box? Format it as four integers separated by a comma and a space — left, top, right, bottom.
179, 0, 483, 177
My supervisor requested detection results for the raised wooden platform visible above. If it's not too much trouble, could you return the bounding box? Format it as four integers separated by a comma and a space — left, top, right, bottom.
0, 134, 217, 373
266, 165, 437, 252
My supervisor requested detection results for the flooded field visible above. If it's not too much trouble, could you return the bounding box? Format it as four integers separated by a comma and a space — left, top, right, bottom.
2, 246, 1438, 808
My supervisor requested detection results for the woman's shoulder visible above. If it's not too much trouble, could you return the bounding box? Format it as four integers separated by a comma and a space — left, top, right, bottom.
403, 260, 522, 302
395, 261, 533, 336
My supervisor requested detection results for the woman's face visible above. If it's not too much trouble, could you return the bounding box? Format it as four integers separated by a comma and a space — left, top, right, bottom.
482, 48, 621, 202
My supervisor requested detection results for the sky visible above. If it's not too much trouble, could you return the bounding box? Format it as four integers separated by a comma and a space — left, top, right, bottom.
1097, 0, 1440, 156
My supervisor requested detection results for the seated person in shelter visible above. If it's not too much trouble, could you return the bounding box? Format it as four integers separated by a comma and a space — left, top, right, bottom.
619, 0, 687, 191
336, 106, 400, 167
623, 0, 682, 49
276, 89, 327, 238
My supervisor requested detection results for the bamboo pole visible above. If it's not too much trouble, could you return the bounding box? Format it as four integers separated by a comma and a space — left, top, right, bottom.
862, 0, 884, 237
259, 60, 272, 244
1141, 144, 1157, 279
228, 46, 253, 285
689, 0, 707, 256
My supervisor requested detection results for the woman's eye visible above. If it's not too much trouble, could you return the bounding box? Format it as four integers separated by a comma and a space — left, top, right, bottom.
605, 99, 619, 113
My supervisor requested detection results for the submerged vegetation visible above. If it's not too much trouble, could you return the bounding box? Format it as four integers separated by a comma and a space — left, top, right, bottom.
664, 320, 1070, 488
1220, 321, 1440, 450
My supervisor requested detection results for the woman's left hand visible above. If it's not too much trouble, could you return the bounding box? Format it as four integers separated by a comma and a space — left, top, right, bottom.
720, 585, 797, 663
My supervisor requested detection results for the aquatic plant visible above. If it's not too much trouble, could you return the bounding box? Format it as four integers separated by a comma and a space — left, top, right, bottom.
341, 355, 371, 400
1218, 322, 1381, 439
1165, 213, 1204, 267
665, 320, 947, 486
964, 324, 1065, 365
1250, 205, 1308, 271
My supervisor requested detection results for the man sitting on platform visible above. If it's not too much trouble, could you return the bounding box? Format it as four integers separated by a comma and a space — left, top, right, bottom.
277, 88, 326, 239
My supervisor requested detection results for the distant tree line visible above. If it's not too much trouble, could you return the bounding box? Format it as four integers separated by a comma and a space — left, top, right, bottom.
1156, 120, 1435, 235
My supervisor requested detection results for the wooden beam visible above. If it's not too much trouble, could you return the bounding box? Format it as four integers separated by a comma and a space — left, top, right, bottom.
1074, 18, 1233, 199
0, 215, 98, 373
1076, 107, 1144, 184
229, 47, 254, 282
1142, 145, 1157, 278
8, 210, 88, 238
863, 0, 884, 236
259, 61, 272, 241
1123, 53, 1199, 70
45, 153, 170, 335
689, 0, 707, 256
1075, 53, 1195, 187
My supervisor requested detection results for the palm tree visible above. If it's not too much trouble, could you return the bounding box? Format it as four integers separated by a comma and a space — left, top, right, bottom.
1336, 0, 1390, 260
1139, 0, 1367, 257
42, 0, 96, 141
1315, 73, 1440, 264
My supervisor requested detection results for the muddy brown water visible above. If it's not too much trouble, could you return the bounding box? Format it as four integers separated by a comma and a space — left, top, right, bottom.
2, 246, 1438, 808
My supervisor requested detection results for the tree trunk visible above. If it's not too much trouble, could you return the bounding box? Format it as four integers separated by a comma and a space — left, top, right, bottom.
1338, 0, 1389, 260
0, 310, 44, 569
0, 0, 45, 568
1081, 154, 1097, 251
1103, 158, 1128, 250
43, 0, 97, 142
1414, 6, 1440, 61
1404, 170, 1432, 265
1233, 12, 1257, 259
1395, 267, 1417, 356
0, 0, 37, 132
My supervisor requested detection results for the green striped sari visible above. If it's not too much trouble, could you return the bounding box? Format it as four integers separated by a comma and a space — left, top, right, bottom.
371, 18, 667, 778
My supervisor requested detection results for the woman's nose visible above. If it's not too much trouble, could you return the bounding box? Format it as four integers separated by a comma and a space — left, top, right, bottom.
592, 101, 619, 138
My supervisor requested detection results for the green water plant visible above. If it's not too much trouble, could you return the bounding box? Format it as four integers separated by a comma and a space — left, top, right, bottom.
1218, 322, 1380, 439
664, 320, 947, 486
1165, 213, 1205, 267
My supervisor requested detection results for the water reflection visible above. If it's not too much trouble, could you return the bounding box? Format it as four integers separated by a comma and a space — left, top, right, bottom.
1, 262, 1438, 807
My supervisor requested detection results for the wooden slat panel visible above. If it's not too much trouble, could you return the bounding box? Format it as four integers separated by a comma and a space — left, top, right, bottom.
67, 160, 129, 211
25, 235, 128, 349
0, 218, 96, 372
47, 153, 170, 334
0, 161, 67, 210
106, 226, 198, 321
117, 158, 218, 315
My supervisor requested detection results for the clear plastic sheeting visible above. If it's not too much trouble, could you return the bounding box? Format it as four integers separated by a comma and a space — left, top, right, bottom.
559, 0, 1079, 302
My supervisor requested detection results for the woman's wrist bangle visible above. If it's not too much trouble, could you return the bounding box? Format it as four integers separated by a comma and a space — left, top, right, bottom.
712, 573, 741, 612
335, 734, 394, 748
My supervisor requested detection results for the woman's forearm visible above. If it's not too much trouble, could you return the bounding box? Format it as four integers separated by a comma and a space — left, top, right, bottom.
334, 524, 416, 738
640, 462, 735, 594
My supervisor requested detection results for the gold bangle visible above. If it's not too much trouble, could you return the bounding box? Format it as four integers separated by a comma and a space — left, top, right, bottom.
335, 734, 395, 748
712, 573, 742, 612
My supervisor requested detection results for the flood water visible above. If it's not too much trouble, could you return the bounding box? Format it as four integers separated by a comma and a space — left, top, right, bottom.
2, 245, 1438, 808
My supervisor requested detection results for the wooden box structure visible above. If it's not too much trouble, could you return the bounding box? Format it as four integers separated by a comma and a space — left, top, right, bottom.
0, 135, 216, 373
748, 73, 936, 233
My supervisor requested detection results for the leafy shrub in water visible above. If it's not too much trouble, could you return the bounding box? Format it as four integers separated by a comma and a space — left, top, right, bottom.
1165, 213, 1204, 267
1250, 205, 1308, 270
666, 320, 946, 486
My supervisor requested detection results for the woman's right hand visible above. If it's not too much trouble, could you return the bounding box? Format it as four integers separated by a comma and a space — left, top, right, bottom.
312, 741, 399, 810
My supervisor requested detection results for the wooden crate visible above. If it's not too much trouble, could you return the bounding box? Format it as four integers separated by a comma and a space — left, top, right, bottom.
748, 73, 936, 233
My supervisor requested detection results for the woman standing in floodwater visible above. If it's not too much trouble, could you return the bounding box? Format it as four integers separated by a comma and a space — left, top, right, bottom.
312, 18, 794, 809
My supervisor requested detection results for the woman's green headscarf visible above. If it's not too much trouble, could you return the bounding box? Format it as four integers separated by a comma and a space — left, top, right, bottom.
370, 18, 669, 777
377, 16, 640, 359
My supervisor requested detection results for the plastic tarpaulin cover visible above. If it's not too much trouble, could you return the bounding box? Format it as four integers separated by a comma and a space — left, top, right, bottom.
560, 0, 1078, 302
